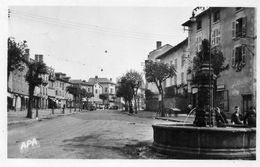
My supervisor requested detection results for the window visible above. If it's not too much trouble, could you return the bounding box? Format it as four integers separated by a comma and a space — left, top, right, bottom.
232, 45, 246, 71
88, 88, 90, 92
212, 28, 221, 46
95, 89, 98, 94
110, 88, 113, 94
181, 72, 184, 84
105, 87, 108, 93
196, 36, 202, 51
232, 17, 247, 38
181, 55, 185, 67
174, 76, 177, 85
197, 20, 202, 30
213, 10, 220, 22
174, 59, 177, 69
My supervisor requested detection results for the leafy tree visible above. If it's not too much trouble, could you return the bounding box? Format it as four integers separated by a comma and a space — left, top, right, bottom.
125, 70, 143, 113
144, 60, 176, 117
116, 76, 135, 113
8, 37, 28, 81
192, 39, 229, 126
25, 61, 48, 118
193, 39, 229, 80
85, 92, 94, 109
145, 89, 155, 100
66, 85, 82, 111
99, 94, 109, 105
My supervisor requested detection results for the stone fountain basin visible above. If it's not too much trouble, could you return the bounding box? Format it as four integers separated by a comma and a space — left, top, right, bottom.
152, 124, 256, 159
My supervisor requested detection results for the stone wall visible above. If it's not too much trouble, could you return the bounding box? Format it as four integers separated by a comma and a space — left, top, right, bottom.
146, 96, 188, 112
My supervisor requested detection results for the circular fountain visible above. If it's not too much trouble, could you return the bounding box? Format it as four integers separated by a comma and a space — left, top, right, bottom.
152, 61, 256, 159
152, 124, 256, 159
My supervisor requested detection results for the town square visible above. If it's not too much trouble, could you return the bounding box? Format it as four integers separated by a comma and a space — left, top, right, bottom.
2, 1, 258, 165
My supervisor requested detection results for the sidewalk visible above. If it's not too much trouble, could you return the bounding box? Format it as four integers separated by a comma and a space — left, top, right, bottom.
119, 110, 195, 123
8, 108, 80, 125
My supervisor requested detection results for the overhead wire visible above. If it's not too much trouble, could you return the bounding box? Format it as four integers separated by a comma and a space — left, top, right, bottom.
10, 9, 179, 41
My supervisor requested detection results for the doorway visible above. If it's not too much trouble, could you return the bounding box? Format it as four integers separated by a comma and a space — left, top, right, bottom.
242, 94, 252, 116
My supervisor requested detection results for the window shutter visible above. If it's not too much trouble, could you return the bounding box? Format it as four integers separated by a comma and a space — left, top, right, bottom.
242, 45, 246, 64
218, 29, 221, 44
231, 49, 235, 67
232, 21, 236, 38
242, 17, 247, 37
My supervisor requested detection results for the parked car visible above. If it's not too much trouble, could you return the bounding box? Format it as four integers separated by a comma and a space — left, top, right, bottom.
109, 105, 119, 110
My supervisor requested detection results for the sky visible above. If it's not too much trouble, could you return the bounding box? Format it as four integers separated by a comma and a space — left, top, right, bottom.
8, 6, 194, 82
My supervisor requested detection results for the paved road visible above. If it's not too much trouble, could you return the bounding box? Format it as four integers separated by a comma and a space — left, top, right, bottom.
8, 109, 175, 159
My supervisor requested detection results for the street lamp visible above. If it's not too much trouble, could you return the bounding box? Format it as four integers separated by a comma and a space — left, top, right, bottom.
190, 7, 214, 126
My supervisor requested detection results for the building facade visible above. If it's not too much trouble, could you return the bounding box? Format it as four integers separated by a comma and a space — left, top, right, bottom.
146, 42, 173, 94
156, 38, 189, 95
182, 7, 256, 116
88, 76, 116, 107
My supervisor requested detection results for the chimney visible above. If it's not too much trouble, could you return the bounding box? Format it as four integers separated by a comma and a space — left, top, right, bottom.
24, 49, 30, 61
156, 41, 162, 49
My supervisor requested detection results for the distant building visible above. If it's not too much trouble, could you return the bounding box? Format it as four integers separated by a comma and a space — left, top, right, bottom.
156, 38, 189, 94
54, 72, 73, 108
146, 41, 173, 94
88, 76, 116, 107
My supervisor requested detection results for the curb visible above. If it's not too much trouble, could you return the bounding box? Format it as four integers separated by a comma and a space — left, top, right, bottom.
155, 117, 184, 123
8, 111, 78, 125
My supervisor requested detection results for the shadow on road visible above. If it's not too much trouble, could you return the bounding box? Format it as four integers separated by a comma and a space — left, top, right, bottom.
61, 134, 171, 159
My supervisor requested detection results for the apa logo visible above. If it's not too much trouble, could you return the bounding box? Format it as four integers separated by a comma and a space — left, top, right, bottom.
20, 137, 40, 153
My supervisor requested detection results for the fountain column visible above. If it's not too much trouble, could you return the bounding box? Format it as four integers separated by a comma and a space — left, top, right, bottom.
193, 63, 216, 127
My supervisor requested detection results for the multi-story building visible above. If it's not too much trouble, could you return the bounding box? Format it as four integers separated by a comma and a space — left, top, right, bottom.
88, 76, 116, 107
55, 72, 73, 108
70, 79, 94, 107
156, 38, 189, 95
182, 7, 256, 116
33, 54, 49, 109
146, 41, 173, 94
7, 49, 30, 111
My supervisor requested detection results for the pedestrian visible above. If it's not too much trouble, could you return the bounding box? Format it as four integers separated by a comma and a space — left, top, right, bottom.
243, 107, 256, 127
215, 107, 228, 127
62, 104, 65, 114
231, 106, 243, 125
186, 104, 193, 116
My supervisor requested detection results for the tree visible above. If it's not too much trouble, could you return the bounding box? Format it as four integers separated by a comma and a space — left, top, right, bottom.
116, 76, 135, 113
8, 37, 28, 82
125, 70, 143, 113
99, 94, 109, 105
192, 39, 229, 103
25, 61, 48, 118
144, 60, 176, 117
85, 92, 94, 109
145, 89, 155, 100
66, 85, 82, 111
191, 39, 229, 126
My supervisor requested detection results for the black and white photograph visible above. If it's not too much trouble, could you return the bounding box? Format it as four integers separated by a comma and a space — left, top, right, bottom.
0, 0, 259, 166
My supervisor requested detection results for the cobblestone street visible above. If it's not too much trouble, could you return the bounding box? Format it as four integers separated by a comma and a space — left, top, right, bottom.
8, 110, 177, 159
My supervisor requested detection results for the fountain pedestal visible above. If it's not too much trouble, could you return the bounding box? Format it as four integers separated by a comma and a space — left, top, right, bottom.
193, 63, 216, 127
